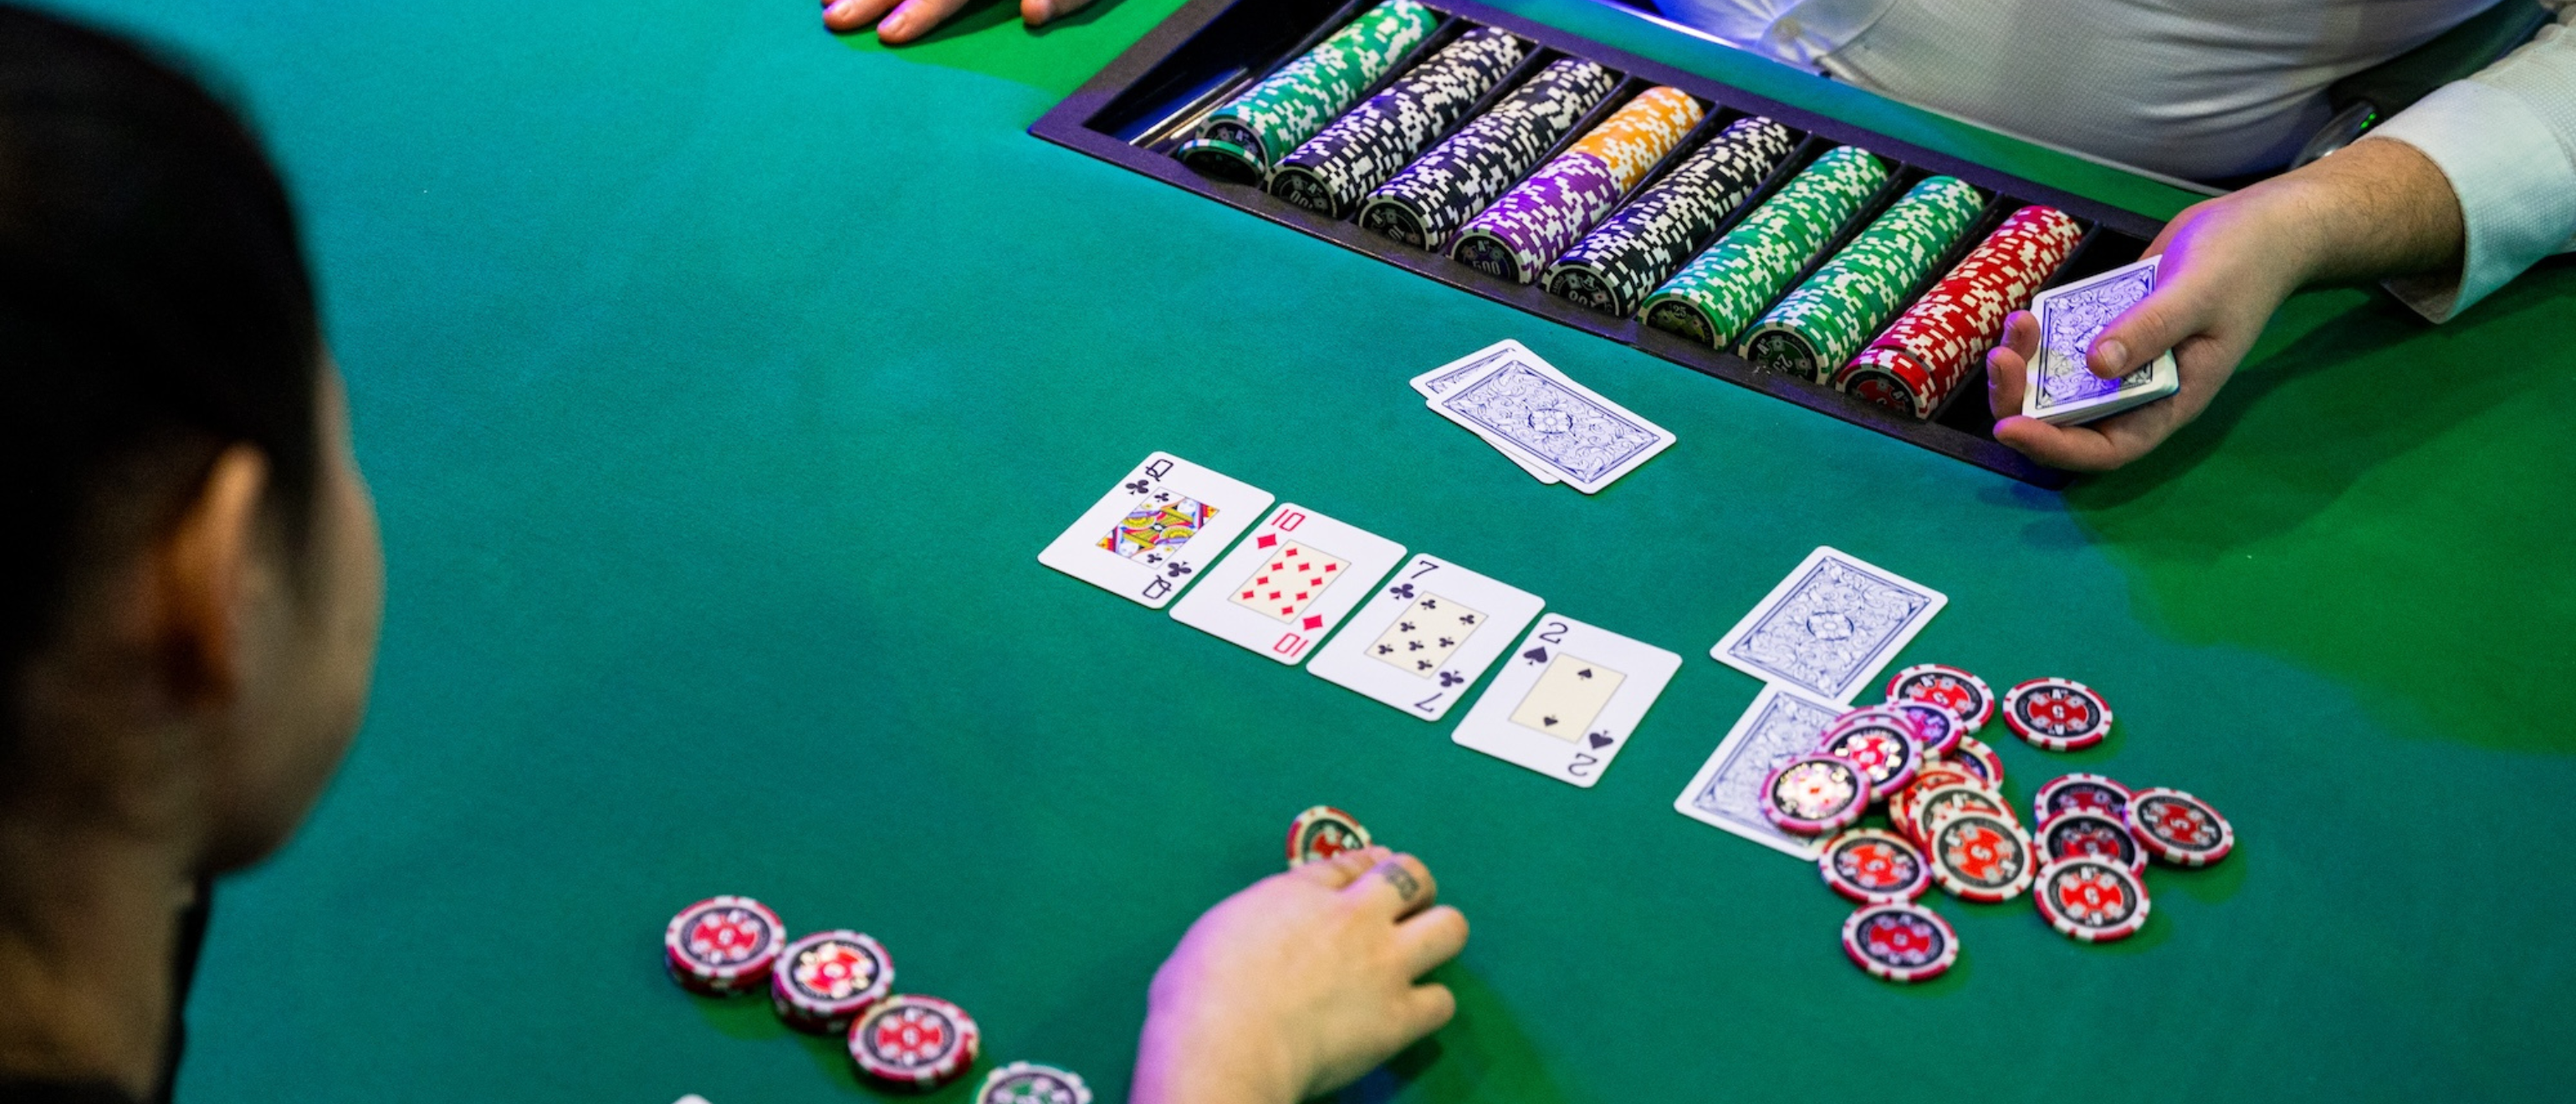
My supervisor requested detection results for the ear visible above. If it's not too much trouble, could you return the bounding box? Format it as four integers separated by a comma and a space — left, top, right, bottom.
155, 444, 271, 705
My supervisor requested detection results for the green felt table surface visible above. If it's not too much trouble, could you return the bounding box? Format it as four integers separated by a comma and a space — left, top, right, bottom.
34, 0, 2574, 1100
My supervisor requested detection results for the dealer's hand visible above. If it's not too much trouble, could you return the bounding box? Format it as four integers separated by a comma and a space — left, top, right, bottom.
823, 0, 1096, 43
1131, 846, 1469, 1104
1987, 137, 2464, 472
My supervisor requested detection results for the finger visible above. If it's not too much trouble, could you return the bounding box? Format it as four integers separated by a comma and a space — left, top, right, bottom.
822, 0, 901, 33
1020, 0, 1096, 25
1984, 311, 2036, 418
1289, 844, 1390, 891
1343, 852, 1438, 919
876, 0, 971, 43
2084, 268, 2204, 380
1394, 904, 1469, 977
1397, 981, 1459, 1041
1992, 415, 2139, 473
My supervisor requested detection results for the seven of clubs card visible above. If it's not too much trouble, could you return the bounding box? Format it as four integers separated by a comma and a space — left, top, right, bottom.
1037, 452, 1274, 608
1452, 616, 1680, 787
1170, 504, 1406, 665
1710, 546, 1946, 703
1308, 555, 1545, 721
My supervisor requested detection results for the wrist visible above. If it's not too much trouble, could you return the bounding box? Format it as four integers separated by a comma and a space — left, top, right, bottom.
1133, 1004, 1304, 1104
2272, 138, 2464, 285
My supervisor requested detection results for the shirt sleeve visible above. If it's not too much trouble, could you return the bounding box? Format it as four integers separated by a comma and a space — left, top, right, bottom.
2368, 5, 2576, 322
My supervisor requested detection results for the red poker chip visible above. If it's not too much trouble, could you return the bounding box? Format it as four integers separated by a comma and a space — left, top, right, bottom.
2036, 811, 2146, 873
1841, 901, 1958, 984
1884, 664, 1996, 733
2032, 857, 2150, 943
663, 895, 785, 997
1285, 805, 1372, 869
2033, 773, 2133, 825
1909, 783, 2008, 848
1761, 754, 1872, 836
2124, 787, 2235, 866
850, 994, 981, 1087
1928, 812, 2036, 903
1818, 713, 1921, 800
771, 930, 895, 1034
1893, 765, 1986, 833
2001, 677, 2113, 751
1819, 829, 1931, 903
1950, 735, 2006, 789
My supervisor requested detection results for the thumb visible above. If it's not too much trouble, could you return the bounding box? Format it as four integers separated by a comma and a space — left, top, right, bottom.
2085, 265, 2196, 380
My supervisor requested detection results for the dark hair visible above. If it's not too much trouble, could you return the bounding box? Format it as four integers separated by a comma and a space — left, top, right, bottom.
0, 6, 320, 775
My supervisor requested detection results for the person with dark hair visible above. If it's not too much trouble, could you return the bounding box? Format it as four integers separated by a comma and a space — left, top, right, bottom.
0, 8, 1464, 1102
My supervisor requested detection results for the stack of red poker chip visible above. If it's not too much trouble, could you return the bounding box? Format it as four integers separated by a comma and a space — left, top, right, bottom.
850, 994, 982, 1089
1833, 205, 2083, 418
770, 930, 896, 1035
663, 895, 785, 997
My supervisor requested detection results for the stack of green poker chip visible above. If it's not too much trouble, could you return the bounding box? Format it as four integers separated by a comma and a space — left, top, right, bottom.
1638, 146, 1888, 348
1739, 175, 1986, 381
1175, 0, 1438, 183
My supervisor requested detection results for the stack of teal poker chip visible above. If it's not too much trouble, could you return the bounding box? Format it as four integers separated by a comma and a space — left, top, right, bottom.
1639, 146, 1888, 348
1176, 0, 1439, 183
1739, 174, 1986, 381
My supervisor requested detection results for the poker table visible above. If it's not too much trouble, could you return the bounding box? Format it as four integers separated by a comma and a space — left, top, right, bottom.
64, 0, 2573, 1100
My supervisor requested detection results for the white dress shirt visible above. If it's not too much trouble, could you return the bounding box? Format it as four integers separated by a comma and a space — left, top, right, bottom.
1655, 0, 2576, 319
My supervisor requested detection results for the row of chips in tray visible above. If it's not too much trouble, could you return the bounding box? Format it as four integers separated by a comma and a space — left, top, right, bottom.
1173, 0, 2092, 422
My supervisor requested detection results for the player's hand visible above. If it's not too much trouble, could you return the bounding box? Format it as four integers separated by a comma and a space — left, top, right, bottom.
1131, 846, 1469, 1104
1986, 137, 2464, 473
822, 0, 1096, 44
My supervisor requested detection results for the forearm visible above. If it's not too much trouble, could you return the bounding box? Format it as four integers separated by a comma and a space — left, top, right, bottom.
2271, 138, 2466, 288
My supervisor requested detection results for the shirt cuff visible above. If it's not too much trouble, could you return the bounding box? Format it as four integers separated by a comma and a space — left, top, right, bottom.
2367, 80, 2576, 322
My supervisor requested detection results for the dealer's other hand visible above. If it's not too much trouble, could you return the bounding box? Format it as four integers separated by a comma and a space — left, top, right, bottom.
824, 0, 1096, 43
1131, 846, 1469, 1104
1986, 138, 2463, 472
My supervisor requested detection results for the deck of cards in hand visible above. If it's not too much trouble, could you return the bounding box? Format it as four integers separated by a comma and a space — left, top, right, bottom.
1413, 340, 1674, 493
2021, 257, 2180, 427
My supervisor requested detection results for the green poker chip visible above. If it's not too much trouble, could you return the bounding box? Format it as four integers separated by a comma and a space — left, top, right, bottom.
1639, 146, 1887, 347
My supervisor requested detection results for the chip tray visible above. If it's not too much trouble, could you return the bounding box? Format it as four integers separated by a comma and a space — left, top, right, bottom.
1028, 0, 2170, 487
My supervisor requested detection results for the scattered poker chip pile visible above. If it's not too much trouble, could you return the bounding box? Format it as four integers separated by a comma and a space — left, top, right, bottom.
1178, 1, 2092, 423
662, 896, 1091, 1100
1756, 664, 2236, 984
660, 807, 1377, 1096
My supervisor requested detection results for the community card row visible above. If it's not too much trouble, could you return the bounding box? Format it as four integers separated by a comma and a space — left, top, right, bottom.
1038, 451, 1679, 787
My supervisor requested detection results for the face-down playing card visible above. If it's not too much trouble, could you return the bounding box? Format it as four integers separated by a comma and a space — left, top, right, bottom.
1308, 555, 1545, 721
1673, 683, 1847, 860
1170, 503, 1406, 665
1410, 340, 1560, 484
1037, 452, 1275, 608
1710, 546, 1946, 703
1452, 615, 1681, 788
2023, 257, 2180, 426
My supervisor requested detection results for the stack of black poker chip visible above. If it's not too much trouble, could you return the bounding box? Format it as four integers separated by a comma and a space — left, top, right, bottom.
1270, 26, 1530, 218
1542, 115, 1798, 317
1354, 56, 1618, 250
